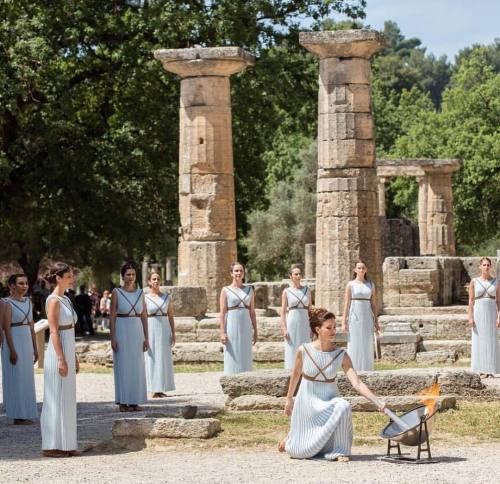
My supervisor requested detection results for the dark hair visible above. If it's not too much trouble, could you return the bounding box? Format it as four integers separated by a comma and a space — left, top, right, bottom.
121, 261, 138, 277
230, 262, 245, 274
79, 285, 86, 293
308, 307, 335, 339
479, 257, 492, 265
352, 260, 370, 281
45, 262, 72, 284
8, 273, 28, 286
288, 264, 303, 277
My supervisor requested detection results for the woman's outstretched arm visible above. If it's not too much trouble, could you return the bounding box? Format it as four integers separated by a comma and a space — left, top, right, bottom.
284, 349, 303, 416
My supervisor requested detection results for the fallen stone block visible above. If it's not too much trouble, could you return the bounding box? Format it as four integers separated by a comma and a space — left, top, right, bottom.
112, 417, 221, 439
416, 350, 458, 365
220, 369, 290, 399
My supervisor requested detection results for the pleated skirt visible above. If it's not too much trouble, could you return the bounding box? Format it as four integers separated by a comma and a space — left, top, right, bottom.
41, 329, 77, 451
1, 326, 37, 419
223, 309, 253, 375
285, 381, 353, 460
145, 316, 175, 393
113, 317, 147, 405
472, 299, 500, 374
284, 309, 311, 369
347, 301, 374, 371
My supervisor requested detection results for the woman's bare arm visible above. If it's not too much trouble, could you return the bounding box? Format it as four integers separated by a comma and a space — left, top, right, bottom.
342, 284, 351, 334
3, 304, 17, 364
249, 289, 258, 345
110, 289, 118, 351
167, 297, 176, 346
468, 279, 475, 327
370, 284, 380, 332
219, 289, 228, 344
284, 349, 303, 416
280, 291, 288, 339
141, 292, 149, 352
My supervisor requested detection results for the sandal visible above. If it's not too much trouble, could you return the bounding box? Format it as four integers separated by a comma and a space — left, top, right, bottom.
131, 405, 143, 412
119, 404, 132, 413
68, 450, 82, 457
337, 456, 350, 462
14, 419, 34, 425
42, 450, 70, 458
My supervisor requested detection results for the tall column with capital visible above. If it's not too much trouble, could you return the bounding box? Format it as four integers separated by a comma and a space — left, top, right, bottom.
378, 177, 388, 217
154, 47, 255, 311
300, 30, 384, 314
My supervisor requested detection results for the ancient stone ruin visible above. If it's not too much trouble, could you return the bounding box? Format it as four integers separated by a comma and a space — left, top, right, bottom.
154, 47, 255, 312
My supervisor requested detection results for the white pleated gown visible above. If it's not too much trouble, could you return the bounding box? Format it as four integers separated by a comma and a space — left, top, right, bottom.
41, 295, 77, 451
223, 286, 253, 375
285, 344, 352, 460
145, 293, 175, 393
284, 287, 311, 369
1, 297, 37, 420
113, 288, 147, 405
347, 280, 375, 371
471, 277, 499, 374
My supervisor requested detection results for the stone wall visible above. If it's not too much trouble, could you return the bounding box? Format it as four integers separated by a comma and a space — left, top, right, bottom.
383, 256, 498, 308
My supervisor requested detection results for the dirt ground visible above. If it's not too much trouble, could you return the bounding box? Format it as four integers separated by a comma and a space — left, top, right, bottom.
0, 372, 499, 483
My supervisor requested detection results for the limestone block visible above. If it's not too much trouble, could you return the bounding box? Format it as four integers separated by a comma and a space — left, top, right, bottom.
112, 417, 221, 439
318, 83, 371, 114
316, 169, 378, 192
383, 257, 406, 273
178, 240, 236, 312
175, 332, 198, 343
257, 317, 283, 342
195, 328, 220, 342
436, 319, 469, 339
419, 339, 471, 357
173, 342, 224, 363
316, 190, 379, 218
380, 343, 418, 362
254, 342, 284, 362
179, 107, 233, 175
75, 342, 90, 355
399, 294, 435, 307
85, 350, 111, 366
318, 138, 375, 169
438, 370, 484, 395
219, 369, 291, 399
416, 350, 458, 365
299, 30, 385, 59
180, 76, 231, 108
398, 269, 439, 294
319, 57, 371, 85
164, 287, 207, 318
228, 395, 286, 411
197, 317, 219, 329
318, 113, 373, 140
405, 257, 440, 270
347, 395, 456, 412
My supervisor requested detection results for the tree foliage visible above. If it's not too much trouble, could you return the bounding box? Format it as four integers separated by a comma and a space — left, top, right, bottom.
0, 0, 366, 281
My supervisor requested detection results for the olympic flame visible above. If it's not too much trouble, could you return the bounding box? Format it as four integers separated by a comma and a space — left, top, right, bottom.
418, 383, 440, 415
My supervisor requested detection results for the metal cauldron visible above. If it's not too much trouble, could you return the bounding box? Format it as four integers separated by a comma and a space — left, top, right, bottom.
380, 404, 438, 446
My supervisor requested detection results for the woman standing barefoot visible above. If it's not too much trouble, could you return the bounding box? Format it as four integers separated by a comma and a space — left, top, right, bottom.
41, 262, 79, 458
110, 261, 149, 412
1, 274, 38, 424
342, 261, 380, 371
219, 262, 258, 375
280, 308, 385, 461
280, 264, 311, 370
468, 257, 500, 378
145, 272, 176, 398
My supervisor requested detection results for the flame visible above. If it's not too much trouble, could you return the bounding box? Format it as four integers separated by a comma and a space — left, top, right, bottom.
417, 383, 440, 415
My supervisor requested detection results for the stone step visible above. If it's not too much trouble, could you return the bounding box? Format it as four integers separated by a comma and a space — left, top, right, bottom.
220, 368, 485, 399
383, 306, 467, 316
227, 394, 456, 413
379, 314, 470, 340
419, 339, 471, 356
112, 417, 221, 440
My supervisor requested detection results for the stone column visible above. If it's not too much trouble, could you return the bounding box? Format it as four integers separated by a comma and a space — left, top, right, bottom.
417, 176, 428, 254
378, 177, 387, 217
300, 30, 384, 315
304, 243, 316, 279
154, 47, 255, 311
424, 170, 457, 255
141, 256, 150, 288
165, 257, 176, 284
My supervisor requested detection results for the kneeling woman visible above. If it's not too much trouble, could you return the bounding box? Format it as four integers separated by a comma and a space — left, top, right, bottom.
280, 308, 385, 461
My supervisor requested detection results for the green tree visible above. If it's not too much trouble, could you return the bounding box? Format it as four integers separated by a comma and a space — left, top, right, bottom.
0, 0, 366, 281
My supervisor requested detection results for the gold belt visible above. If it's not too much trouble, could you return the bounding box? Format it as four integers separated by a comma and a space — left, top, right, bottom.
351, 298, 370, 301
227, 307, 249, 311
117, 313, 141, 318
288, 307, 307, 311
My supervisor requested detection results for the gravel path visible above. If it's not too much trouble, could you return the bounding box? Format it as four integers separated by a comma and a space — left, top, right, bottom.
1, 372, 499, 483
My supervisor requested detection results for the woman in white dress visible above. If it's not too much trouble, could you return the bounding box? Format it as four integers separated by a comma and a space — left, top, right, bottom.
279, 308, 385, 461
468, 257, 500, 378
219, 262, 258, 374
342, 261, 380, 371
1, 274, 38, 424
280, 264, 311, 369
145, 272, 176, 398
110, 261, 149, 412
40, 262, 80, 458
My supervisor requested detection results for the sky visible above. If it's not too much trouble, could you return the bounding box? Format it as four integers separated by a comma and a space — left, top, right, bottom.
334, 0, 500, 61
